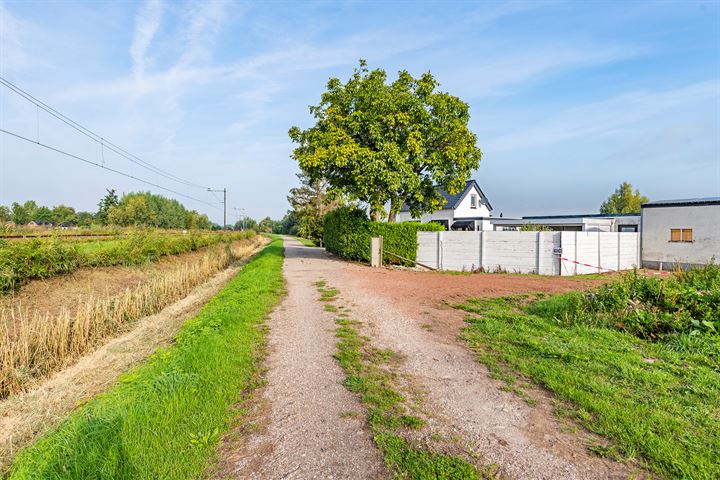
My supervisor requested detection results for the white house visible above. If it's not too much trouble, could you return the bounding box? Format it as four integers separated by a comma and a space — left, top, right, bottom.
641, 197, 720, 269
491, 213, 641, 232
395, 179, 493, 230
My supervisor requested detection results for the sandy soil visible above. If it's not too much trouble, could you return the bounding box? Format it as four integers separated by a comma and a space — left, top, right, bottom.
0, 241, 266, 472
218, 241, 644, 479
212, 238, 387, 479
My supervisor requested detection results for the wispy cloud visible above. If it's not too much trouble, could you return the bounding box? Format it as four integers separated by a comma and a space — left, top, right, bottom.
130, 0, 164, 80
485, 80, 720, 152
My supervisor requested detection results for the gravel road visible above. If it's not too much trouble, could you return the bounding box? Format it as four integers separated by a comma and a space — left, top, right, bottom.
217, 238, 642, 479
219, 237, 387, 479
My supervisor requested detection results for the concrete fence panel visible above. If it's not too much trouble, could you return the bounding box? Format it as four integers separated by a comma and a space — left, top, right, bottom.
417, 231, 639, 276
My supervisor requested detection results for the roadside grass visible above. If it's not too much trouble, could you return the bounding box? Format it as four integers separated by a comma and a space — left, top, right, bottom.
457, 296, 720, 479
292, 236, 316, 247
318, 281, 490, 479
5, 238, 285, 480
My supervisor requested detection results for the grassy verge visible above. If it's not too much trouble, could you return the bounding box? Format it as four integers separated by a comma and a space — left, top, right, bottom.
316, 281, 490, 479
457, 295, 720, 479
291, 236, 315, 247
4, 238, 285, 479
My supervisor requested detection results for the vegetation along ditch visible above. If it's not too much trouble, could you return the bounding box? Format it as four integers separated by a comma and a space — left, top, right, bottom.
0, 230, 254, 292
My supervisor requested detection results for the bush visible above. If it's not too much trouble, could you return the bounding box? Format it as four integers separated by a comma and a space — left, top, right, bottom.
530, 265, 720, 343
324, 207, 444, 264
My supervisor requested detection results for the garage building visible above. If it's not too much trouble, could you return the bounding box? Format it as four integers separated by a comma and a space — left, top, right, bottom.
641, 197, 720, 269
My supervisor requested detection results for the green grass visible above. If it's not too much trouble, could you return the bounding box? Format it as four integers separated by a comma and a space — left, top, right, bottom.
292, 236, 316, 247
5, 238, 285, 480
321, 282, 487, 479
457, 296, 720, 480
74, 239, 124, 254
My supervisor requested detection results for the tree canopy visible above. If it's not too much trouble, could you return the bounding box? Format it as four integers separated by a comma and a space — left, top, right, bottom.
289, 60, 482, 222
600, 182, 649, 214
107, 191, 212, 229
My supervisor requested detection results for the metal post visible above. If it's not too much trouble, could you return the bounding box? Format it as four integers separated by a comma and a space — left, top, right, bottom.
223, 188, 227, 230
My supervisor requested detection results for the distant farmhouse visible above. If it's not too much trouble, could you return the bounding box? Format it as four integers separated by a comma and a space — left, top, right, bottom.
640, 197, 720, 270
396, 180, 493, 231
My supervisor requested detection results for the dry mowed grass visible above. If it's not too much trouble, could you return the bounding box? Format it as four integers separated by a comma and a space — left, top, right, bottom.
0, 235, 266, 398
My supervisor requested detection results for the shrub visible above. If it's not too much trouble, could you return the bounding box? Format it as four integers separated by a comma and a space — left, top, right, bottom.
323, 206, 444, 264
530, 265, 720, 343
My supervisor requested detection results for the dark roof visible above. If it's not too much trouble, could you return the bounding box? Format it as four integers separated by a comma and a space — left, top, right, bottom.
642, 197, 720, 208
522, 213, 640, 220
400, 179, 493, 212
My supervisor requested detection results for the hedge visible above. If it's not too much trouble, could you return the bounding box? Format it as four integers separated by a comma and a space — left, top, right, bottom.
324, 206, 444, 264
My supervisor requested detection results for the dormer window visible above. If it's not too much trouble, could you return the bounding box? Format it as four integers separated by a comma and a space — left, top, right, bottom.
470, 194, 477, 209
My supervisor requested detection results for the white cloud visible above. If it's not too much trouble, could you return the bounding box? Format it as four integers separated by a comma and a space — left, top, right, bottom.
485, 80, 720, 152
130, 0, 164, 80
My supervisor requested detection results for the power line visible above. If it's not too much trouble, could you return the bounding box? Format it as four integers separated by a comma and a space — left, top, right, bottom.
0, 75, 210, 190
0, 127, 222, 210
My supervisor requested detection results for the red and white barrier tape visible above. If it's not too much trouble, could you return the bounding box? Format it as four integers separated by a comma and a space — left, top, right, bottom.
559, 257, 616, 272
559, 257, 671, 275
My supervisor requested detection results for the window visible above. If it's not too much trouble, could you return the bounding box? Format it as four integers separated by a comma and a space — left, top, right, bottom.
670, 228, 693, 242
470, 194, 477, 209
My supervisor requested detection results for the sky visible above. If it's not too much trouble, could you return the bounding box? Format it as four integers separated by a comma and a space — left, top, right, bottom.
0, 0, 718, 223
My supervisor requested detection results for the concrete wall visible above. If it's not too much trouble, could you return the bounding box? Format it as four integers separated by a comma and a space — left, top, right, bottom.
417, 231, 561, 275
417, 231, 640, 275
641, 204, 720, 268
559, 232, 640, 275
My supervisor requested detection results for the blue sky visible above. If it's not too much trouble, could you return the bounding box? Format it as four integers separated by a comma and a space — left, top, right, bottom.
0, 0, 718, 223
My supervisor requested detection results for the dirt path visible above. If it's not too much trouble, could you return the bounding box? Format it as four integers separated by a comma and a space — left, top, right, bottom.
214, 238, 387, 478
220, 241, 643, 479
0, 242, 266, 471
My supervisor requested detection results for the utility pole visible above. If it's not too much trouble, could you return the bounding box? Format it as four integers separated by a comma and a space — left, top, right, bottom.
208, 187, 227, 229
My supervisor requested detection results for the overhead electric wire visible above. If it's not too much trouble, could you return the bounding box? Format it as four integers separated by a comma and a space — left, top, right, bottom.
0, 75, 210, 190
0, 127, 221, 210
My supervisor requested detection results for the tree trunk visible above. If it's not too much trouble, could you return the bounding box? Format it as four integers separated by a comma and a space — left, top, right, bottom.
388, 197, 399, 223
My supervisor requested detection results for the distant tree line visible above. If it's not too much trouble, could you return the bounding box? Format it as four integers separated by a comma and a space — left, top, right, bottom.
0, 189, 213, 229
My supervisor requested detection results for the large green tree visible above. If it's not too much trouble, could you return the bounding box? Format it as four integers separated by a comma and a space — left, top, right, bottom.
600, 182, 649, 214
289, 60, 482, 222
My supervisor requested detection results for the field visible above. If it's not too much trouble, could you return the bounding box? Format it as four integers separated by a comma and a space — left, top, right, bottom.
0, 230, 251, 292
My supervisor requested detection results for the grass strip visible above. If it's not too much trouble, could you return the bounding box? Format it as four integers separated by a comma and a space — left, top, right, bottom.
316, 280, 487, 479
5, 237, 285, 480
457, 296, 720, 480
291, 236, 316, 247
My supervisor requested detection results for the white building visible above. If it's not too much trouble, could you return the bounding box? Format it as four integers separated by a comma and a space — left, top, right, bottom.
395, 179, 493, 230
491, 213, 641, 232
641, 197, 720, 269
